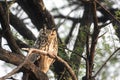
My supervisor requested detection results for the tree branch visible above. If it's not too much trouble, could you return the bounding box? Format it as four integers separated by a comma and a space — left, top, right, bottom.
10, 12, 36, 41
0, 48, 48, 80
0, 3, 21, 54
94, 48, 120, 77
89, 0, 99, 79
65, 22, 77, 44
96, 1, 120, 25
22, 48, 78, 80
15, 38, 31, 48
17, 0, 55, 30
0, 48, 24, 66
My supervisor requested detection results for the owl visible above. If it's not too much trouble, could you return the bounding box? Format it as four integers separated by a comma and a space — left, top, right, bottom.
33, 26, 58, 73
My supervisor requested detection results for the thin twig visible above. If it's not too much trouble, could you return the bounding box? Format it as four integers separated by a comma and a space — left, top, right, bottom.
0, 59, 27, 80
99, 20, 113, 29
55, 55, 78, 80
98, 31, 107, 38
94, 48, 120, 77
56, 9, 76, 29
59, 47, 86, 60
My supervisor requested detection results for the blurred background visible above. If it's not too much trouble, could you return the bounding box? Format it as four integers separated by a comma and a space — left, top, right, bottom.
0, 0, 120, 80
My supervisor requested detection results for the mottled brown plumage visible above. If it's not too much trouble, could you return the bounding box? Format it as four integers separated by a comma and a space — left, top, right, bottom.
34, 26, 58, 73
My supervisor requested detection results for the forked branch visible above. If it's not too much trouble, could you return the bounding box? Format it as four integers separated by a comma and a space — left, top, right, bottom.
22, 48, 78, 80
0, 48, 77, 80
0, 48, 48, 80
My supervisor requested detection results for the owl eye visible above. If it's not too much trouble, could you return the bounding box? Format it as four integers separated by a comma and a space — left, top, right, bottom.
51, 31, 56, 35
42, 32, 46, 35
42, 40, 46, 44
51, 33, 54, 36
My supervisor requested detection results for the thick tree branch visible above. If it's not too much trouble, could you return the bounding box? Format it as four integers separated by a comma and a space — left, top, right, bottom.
15, 38, 31, 48
0, 30, 2, 48
0, 4, 21, 54
0, 48, 48, 80
65, 22, 77, 44
17, 0, 55, 30
88, 0, 100, 79
54, 14, 81, 23
0, 48, 24, 66
10, 12, 36, 41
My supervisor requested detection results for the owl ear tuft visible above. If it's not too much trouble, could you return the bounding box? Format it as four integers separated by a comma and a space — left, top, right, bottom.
52, 28, 56, 31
